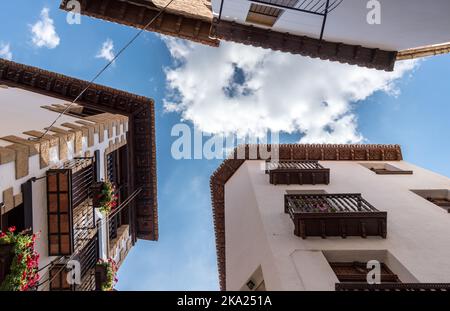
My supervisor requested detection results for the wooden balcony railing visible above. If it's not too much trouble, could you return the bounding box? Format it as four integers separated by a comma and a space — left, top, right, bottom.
285, 194, 387, 239
266, 160, 330, 185
331, 262, 400, 283
335, 283, 450, 291
427, 198, 450, 212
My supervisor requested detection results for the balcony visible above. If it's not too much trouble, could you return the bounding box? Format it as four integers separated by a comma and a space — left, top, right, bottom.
335, 283, 450, 291
47, 157, 96, 256
49, 235, 99, 291
266, 161, 330, 185
285, 194, 387, 239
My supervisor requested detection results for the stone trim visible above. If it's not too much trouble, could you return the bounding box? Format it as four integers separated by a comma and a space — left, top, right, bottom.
0, 147, 15, 165
1, 187, 14, 214
0, 113, 127, 179
108, 224, 131, 267
0, 187, 24, 215
210, 144, 403, 290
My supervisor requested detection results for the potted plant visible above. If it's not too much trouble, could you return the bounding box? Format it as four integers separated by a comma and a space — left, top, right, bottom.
95, 258, 118, 291
92, 181, 118, 215
0, 227, 40, 291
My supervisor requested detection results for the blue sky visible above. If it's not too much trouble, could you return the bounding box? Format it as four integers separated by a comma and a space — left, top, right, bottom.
1, 1, 449, 291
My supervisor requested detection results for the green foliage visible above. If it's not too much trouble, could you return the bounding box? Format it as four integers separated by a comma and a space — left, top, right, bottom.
97, 258, 118, 291
97, 182, 118, 215
0, 227, 40, 291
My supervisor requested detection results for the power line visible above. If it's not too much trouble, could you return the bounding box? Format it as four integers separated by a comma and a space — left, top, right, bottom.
38, 0, 177, 140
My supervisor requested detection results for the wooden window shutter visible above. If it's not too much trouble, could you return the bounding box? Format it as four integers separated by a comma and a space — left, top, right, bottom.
47, 170, 74, 256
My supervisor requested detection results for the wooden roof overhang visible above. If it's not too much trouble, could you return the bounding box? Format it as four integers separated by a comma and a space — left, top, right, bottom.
60, 0, 398, 71
0, 59, 158, 241
210, 19, 398, 71
210, 144, 403, 290
60, 0, 219, 47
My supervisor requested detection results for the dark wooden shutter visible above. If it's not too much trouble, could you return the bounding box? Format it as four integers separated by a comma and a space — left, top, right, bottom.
47, 170, 73, 256
49, 264, 73, 291
21, 181, 33, 231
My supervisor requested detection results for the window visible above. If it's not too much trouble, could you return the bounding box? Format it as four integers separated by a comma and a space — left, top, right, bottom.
330, 262, 401, 283
241, 266, 266, 291
105, 146, 130, 241
246, 3, 284, 27
411, 189, 450, 212
1, 203, 25, 233
360, 163, 413, 175
266, 160, 330, 185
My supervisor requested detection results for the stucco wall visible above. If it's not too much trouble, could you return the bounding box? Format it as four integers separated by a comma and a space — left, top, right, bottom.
224, 160, 450, 290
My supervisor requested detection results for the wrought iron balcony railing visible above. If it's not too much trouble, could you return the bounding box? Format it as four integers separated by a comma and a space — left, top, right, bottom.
285, 194, 387, 239
47, 157, 96, 256
49, 235, 99, 291
217, 0, 344, 40
266, 160, 330, 185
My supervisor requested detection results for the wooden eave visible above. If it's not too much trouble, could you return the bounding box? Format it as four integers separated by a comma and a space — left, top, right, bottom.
210, 19, 398, 71
60, 0, 219, 47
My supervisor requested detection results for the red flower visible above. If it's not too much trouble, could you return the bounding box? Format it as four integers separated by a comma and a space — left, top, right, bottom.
8, 226, 16, 233
0, 232, 6, 238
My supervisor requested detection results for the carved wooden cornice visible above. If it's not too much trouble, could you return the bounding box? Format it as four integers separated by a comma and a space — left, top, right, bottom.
60, 0, 219, 47
210, 19, 398, 71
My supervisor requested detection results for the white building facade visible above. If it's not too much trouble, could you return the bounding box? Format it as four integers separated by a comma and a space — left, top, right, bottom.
211, 144, 450, 291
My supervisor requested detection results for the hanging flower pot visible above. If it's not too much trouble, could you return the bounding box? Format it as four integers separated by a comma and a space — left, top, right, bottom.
92, 181, 119, 215
95, 258, 118, 291
0, 227, 40, 291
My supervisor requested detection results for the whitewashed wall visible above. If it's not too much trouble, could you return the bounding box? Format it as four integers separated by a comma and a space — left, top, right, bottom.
225, 160, 450, 290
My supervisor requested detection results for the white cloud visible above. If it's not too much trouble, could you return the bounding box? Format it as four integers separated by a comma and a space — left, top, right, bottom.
30, 8, 60, 49
0, 42, 12, 60
96, 39, 115, 63
163, 39, 418, 144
